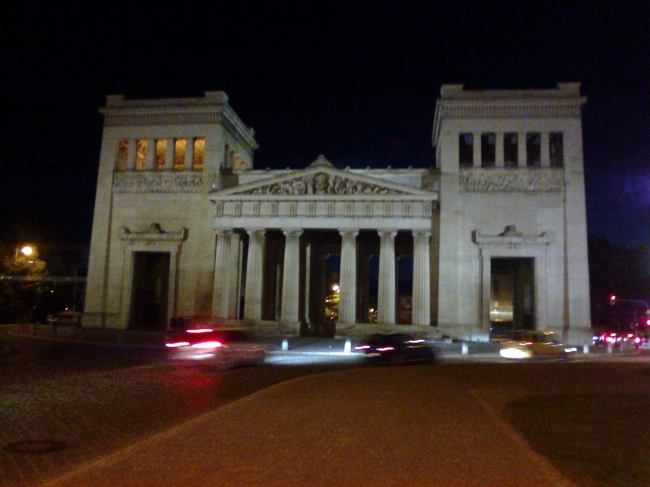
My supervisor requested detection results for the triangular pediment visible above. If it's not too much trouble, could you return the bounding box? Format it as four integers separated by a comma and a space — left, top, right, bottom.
214, 164, 435, 198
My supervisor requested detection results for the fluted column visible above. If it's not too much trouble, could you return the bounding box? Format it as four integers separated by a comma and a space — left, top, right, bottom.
184, 138, 195, 169
378, 230, 397, 325
244, 229, 265, 320
281, 229, 303, 322
412, 231, 432, 326
228, 232, 242, 319
495, 133, 504, 167
212, 230, 232, 318
339, 230, 359, 324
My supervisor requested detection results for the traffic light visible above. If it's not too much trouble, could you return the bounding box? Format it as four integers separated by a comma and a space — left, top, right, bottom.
609, 295, 617, 306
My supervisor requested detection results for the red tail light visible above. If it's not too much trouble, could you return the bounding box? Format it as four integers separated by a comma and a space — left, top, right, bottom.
191, 341, 222, 349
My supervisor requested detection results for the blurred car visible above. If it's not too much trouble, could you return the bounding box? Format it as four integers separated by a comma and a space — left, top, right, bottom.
47, 310, 82, 326
355, 333, 438, 365
500, 330, 577, 360
592, 331, 641, 347
165, 327, 265, 368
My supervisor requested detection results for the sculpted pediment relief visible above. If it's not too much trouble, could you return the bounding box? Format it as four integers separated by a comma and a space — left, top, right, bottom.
214, 163, 434, 198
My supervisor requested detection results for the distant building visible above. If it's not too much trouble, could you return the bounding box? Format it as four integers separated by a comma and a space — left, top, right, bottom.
84, 84, 591, 343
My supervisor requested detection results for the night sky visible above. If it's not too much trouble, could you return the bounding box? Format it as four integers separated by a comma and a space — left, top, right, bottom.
2, 1, 649, 247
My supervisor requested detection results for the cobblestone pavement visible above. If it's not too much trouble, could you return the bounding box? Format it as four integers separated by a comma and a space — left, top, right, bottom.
0, 339, 362, 487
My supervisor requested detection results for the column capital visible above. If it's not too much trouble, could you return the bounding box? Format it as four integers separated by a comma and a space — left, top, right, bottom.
282, 229, 304, 238
215, 229, 233, 237
412, 231, 433, 239
246, 228, 265, 236
378, 230, 398, 238
339, 229, 359, 238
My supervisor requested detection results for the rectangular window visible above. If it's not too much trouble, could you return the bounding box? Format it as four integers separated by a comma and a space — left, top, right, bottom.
136, 139, 148, 170
504, 133, 518, 167
174, 139, 186, 170
526, 132, 541, 167
459, 133, 473, 167
193, 138, 205, 170
549, 132, 564, 167
116, 139, 128, 170
155, 140, 167, 169
481, 133, 496, 167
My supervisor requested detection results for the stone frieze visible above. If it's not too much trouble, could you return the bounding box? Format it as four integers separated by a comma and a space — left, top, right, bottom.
113, 172, 203, 193
459, 169, 563, 193
240, 172, 405, 195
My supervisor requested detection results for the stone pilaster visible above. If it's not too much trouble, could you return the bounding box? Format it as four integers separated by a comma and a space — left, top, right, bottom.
228, 232, 242, 319
184, 138, 195, 169
472, 133, 481, 167
495, 133, 504, 167
378, 230, 397, 325
244, 229, 265, 320
145, 138, 156, 170
541, 132, 550, 167
339, 230, 358, 324
518, 132, 527, 166
281, 229, 303, 322
127, 139, 137, 170
412, 231, 432, 326
164, 138, 175, 170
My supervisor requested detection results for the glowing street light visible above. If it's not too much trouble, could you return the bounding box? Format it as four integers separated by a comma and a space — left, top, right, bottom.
332, 284, 340, 292
21, 246, 33, 256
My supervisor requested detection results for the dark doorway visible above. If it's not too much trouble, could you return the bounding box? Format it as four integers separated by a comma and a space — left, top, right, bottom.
490, 258, 535, 332
129, 252, 170, 330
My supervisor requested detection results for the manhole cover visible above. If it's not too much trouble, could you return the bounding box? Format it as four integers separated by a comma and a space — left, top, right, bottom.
4, 440, 66, 454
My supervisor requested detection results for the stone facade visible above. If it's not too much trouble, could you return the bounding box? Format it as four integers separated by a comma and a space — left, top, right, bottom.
84, 84, 592, 344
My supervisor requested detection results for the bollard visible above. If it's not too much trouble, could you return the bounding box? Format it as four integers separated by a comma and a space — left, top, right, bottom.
344, 339, 351, 353
583, 342, 589, 354
282, 338, 289, 351
461, 341, 469, 355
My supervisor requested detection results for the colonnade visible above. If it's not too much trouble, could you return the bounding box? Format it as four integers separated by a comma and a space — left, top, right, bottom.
212, 228, 433, 327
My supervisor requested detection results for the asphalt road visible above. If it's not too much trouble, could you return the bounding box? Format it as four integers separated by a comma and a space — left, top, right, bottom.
1, 337, 649, 486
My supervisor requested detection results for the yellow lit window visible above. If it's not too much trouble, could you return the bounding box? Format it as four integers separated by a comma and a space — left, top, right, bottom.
193, 138, 205, 170
155, 140, 167, 169
116, 140, 128, 170
136, 140, 148, 170
174, 139, 186, 169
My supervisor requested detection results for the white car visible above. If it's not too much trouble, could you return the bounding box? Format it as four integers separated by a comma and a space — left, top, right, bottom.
500, 330, 577, 360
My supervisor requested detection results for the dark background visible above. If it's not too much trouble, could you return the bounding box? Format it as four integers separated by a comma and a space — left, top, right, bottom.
2, 1, 649, 248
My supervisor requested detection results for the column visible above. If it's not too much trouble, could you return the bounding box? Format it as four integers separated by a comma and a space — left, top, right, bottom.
126, 139, 137, 170
164, 138, 175, 169
184, 137, 195, 169
495, 133, 504, 167
472, 133, 481, 167
244, 229, 265, 320
281, 229, 303, 323
304, 242, 311, 324
228, 232, 242, 319
212, 230, 232, 318
339, 230, 358, 324
145, 138, 156, 170
518, 132, 527, 166
378, 230, 397, 325
412, 231, 432, 326
540, 132, 550, 167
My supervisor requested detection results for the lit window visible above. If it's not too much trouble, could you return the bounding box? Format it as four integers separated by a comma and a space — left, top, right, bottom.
549, 132, 564, 167
526, 133, 541, 167
481, 133, 496, 167
116, 140, 128, 170
459, 133, 473, 167
174, 139, 186, 169
504, 133, 518, 167
155, 140, 167, 169
193, 138, 205, 170
136, 140, 148, 170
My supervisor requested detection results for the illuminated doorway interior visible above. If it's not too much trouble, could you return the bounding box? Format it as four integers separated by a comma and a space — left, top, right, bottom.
490, 258, 534, 332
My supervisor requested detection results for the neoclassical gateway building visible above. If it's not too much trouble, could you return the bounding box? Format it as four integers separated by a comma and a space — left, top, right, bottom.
84, 83, 592, 343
